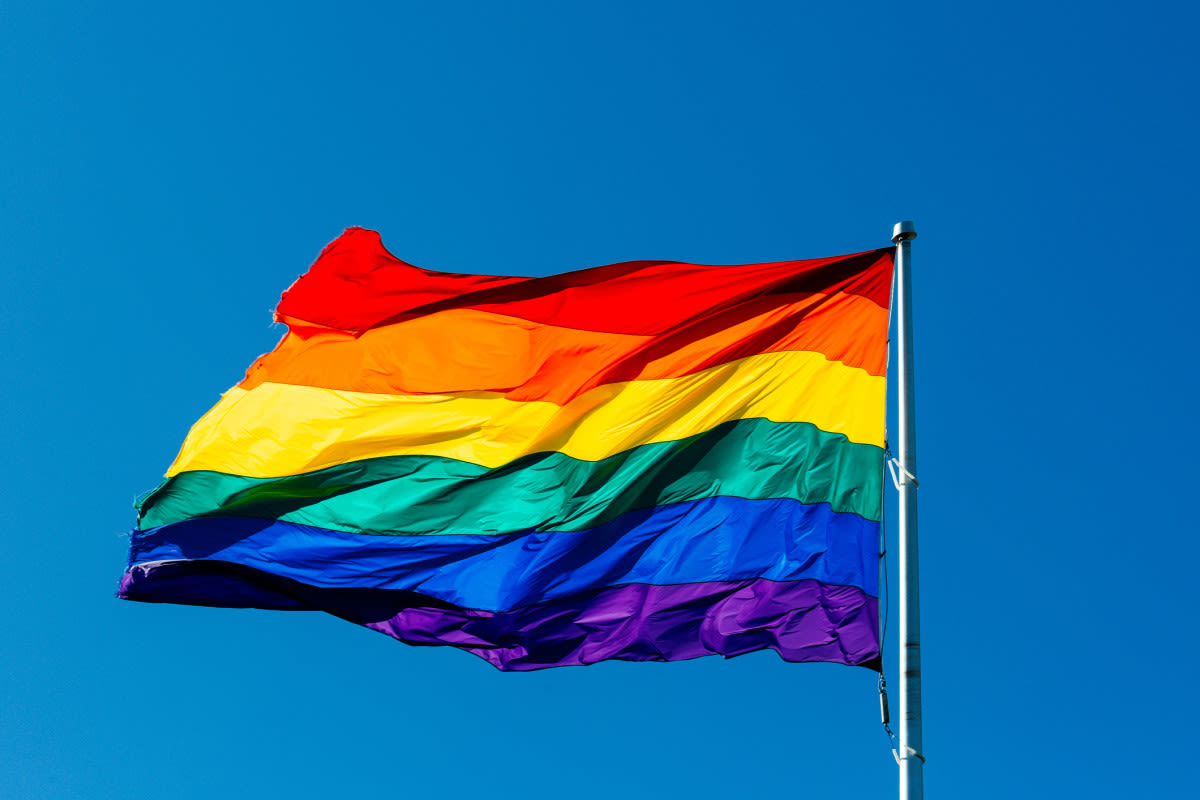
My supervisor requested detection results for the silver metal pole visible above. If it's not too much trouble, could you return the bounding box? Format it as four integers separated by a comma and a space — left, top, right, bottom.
892, 220, 923, 800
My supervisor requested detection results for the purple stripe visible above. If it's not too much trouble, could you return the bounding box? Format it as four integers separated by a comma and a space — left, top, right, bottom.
120, 561, 879, 671
372, 578, 879, 671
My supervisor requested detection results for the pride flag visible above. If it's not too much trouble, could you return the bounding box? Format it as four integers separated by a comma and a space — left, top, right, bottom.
120, 228, 893, 671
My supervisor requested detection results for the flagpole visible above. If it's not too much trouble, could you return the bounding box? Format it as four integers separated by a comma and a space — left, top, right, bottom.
890, 220, 923, 800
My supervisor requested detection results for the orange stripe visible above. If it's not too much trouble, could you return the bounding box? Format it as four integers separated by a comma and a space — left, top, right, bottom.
242, 290, 887, 403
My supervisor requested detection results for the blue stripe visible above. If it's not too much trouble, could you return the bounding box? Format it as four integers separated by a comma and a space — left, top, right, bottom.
129, 496, 878, 612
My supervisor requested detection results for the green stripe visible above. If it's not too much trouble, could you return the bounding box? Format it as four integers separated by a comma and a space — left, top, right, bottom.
138, 418, 883, 535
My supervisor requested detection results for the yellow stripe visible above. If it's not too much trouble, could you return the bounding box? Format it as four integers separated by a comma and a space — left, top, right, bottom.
167, 350, 885, 479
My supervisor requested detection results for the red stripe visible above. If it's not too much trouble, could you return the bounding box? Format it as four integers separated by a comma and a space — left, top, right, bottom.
277, 227, 893, 334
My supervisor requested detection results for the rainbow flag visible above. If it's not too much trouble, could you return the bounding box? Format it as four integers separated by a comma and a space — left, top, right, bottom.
120, 228, 893, 671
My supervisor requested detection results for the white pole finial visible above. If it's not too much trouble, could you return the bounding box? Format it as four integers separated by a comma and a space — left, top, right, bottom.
892, 220, 917, 243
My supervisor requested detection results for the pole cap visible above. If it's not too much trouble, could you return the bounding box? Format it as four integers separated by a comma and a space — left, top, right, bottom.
892, 221, 917, 243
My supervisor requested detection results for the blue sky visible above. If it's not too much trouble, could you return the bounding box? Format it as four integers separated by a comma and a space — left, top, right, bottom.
2, 1, 1197, 797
